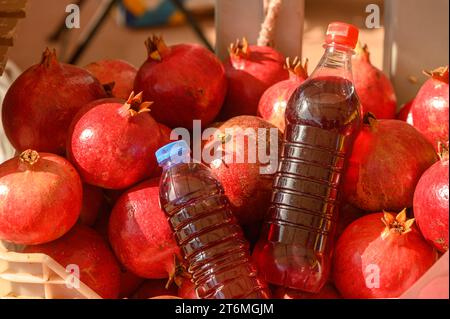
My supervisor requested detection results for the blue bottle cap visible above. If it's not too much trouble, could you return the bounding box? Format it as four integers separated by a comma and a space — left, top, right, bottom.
155, 140, 190, 165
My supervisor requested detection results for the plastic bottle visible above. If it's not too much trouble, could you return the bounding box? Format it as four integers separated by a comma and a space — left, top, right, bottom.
156, 140, 270, 299
253, 22, 363, 293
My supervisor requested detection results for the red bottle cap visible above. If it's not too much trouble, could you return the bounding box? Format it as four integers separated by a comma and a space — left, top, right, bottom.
325, 22, 359, 49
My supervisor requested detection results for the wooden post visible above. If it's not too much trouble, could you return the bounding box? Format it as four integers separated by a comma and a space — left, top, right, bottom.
384, 0, 449, 106
215, 0, 304, 61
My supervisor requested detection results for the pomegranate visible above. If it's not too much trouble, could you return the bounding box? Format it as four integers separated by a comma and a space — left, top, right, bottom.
273, 283, 341, 299
220, 38, 289, 119
0, 150, 82, 245
352, 43, 397, 119
343, 114, 438, 211
333, 210, 437, 298
202, 115, 282, 225
2, 48, 106, 155
396, 99, 414, 122
134, 35, 227, 129
131, 279, 178, 299
85, 59, 137, 100
178, 279, 198, 299
67, 92, 160, 189
258, 57, 308, 132
335, 202, 365, 240
78, 184, 105, 226
24, 225, 121, 299
408, 66, 449, 150
413, 143, 449, 252
108, 178, 180, 278
118, 267, 146, 298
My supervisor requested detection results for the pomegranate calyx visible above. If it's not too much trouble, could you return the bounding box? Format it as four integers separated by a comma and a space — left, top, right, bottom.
145, 35, 169, 62
285, 56, 308, 80
363, 112, 378, 126
229, 38, 250, 60
437, 141, 449, 161
19, 149, 40, 165
381, 209, 415, 239
103, 82, 115, 97
166, 254, 191, 289
423, 66, 449, 84
40, 48, 59, 68
354, 42, 370, 62
123, 91, 153, 116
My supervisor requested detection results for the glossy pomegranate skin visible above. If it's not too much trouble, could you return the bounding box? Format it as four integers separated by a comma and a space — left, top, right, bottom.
409, 67, 449, 150
134, 38, 227, 130
177, 279, 198, 299
220, 43, 288, 119
25, 225, 121, 299
333, 212, 437, 299
352, 44, 396, 119
203, 115, 282, 225
343, 118, 438, 211
0, 151, 82, 245
85, 59, 137, 100
413, 159, 449, 252
66, 97, 160, 189
2, 49, 106, 155
257, 61, 308, 132
108, 178, 180, 279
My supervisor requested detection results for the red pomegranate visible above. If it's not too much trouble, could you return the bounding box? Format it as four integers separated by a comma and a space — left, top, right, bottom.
118, 267, 145, 298
258, 57, 308, 132
408, 66, 449, 150
67, 92, 160, 189
178, 278, 198, 299
78, 184, 105, 226
333, 210, 437, 298
134, 35, 227, 129
335, 201, 365, 240
2, 48, 106, 155
131, 279, 178, 299
343, 115, 438, 211
273, 283, 341, 299
85, 59, 137, 100
352, 43, 397, 119
108, 178, 180, 279
0, 150, 82, 245
396, 99, 414, 122
220, 38, 289, 119
202, 116, 282, 225
413, 144, 449, 252
24, 225, 121, 299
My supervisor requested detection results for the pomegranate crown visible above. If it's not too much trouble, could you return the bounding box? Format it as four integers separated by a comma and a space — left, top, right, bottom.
145, 35, 169, 62
285, 56, 309, 79
40, 48, 59, 67
166, 254, 191, 289
423, 66, 449, 84
122, 91, 153, 116
19, 149, 40, 166
229, 38, 250, 59
381, 209, 415, 240
354, 41, 371, 62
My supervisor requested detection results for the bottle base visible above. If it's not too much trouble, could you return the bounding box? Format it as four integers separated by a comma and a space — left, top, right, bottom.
252, 239, 329, 293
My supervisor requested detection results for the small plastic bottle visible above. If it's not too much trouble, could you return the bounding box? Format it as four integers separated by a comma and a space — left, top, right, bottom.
253, 22, 363, 293
156, 140, 270, 299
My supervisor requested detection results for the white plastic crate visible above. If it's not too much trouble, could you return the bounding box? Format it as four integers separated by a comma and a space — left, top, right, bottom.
0, 240, 100, 299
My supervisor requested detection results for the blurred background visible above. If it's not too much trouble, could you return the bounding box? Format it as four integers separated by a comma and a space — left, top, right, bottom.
6, 0, 385, 70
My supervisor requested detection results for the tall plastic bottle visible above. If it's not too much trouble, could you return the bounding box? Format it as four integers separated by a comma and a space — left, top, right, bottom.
253, 22, 363, 293
156, 140, 270, 299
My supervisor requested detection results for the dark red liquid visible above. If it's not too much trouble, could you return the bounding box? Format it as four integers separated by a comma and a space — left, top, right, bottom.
159, 162, 270, 299
253, 76, 361, 293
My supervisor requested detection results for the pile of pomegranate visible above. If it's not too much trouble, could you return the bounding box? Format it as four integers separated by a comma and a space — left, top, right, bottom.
0, 36, 448, 299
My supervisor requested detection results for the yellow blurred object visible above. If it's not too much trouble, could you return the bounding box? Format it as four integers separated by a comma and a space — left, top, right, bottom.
122, 0, 148, 17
